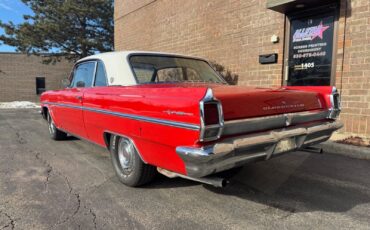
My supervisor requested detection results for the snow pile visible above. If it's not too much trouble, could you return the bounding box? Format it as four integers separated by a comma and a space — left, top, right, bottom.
0, 101, 40, 109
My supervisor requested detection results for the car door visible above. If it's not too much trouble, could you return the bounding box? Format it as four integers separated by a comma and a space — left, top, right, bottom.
83, 61, 110, 144
56, 61, 97, 138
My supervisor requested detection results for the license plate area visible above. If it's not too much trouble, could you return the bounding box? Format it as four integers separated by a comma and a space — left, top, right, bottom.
274, 138, 297, 154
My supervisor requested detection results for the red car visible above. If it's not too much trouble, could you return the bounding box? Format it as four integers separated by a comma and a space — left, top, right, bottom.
40, 51, 342, 187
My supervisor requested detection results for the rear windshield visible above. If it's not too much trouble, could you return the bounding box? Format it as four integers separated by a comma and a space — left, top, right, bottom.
129, 55, 226, 84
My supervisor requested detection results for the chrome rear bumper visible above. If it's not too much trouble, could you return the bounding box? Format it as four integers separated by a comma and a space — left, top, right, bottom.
176, 120, 343, 178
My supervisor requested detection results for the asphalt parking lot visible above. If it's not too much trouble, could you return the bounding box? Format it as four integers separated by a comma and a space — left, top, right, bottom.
1, 109, 370, 230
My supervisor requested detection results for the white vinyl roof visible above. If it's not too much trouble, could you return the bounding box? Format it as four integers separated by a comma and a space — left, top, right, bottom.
78, 51, 207, 86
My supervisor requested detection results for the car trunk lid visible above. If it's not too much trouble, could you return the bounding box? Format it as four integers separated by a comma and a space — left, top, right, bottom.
210, 85, 323, 121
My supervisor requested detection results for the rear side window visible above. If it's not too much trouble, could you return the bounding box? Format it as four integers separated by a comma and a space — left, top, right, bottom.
94, 61, 108, 86
132, 63, 155, 83
71, 62, 96, 88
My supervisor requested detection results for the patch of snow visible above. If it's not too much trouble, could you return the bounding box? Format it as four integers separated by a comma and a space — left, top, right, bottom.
0, 101, 40, 109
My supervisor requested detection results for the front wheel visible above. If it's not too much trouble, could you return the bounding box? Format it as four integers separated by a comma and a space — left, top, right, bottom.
110, 135, 156, 187
47, 112, 67, 140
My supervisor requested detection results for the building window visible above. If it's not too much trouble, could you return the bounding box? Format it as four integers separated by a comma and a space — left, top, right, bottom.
36, 77, 46, 94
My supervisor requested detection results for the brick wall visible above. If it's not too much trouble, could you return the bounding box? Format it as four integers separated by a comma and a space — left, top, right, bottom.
115, 0, 285, 87
0, 53, 73, 102
334, 0, 370, 137
115, 0, 370, 138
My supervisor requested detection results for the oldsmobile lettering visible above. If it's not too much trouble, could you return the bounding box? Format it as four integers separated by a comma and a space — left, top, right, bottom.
163, 110, 194, 116
263, 103, 305, 111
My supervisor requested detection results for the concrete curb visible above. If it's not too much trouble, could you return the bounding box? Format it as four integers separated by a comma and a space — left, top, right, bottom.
317, 141, 370, 160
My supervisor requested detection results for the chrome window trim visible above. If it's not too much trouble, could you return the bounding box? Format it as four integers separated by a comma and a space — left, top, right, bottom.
43, 102, 200, 131
91, 61, 98, 87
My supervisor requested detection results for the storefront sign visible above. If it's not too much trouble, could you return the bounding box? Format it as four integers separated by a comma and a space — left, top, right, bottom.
287, 12, 335, 86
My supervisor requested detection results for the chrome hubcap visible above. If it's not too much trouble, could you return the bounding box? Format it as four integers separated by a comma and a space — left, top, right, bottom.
117, 138, 134, 173
48, 116, 56, 134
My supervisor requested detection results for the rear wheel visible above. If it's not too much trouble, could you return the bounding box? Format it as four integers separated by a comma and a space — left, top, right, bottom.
47, 112, 67, 140
110, 135, 156, 187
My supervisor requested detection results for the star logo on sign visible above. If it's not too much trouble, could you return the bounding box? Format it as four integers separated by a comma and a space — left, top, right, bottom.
312, 21, 330, 40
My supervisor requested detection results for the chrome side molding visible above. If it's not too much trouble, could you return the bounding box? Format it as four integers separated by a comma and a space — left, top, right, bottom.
42, 102, 200, 131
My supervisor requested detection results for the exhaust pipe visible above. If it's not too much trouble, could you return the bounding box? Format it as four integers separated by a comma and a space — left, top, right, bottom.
178, 174, 228, 188
157, 167, 228, 188
302, 146, 323, 154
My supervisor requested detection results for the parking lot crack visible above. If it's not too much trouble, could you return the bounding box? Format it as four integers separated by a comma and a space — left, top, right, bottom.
31, 151, 81, 229
51, 172, 81, 229
0, 210, 16, 230
34, 151, 53, 192
87, 206, 97, 229
15, 131, 27, 145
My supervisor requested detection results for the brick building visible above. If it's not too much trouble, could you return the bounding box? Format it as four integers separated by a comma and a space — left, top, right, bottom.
0, 53, 73, 102
114, 0, 370, 138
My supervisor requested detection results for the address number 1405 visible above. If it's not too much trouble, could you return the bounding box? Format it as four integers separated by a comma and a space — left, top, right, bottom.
301, 62, 315, 69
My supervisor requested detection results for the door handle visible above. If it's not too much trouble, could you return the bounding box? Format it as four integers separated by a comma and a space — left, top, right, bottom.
75, 96, 82, 101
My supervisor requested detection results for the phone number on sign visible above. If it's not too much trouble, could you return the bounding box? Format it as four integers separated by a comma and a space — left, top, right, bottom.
293, 51, 326, 59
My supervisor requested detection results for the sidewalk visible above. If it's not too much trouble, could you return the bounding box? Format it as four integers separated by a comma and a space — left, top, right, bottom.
318, 141, 370, 160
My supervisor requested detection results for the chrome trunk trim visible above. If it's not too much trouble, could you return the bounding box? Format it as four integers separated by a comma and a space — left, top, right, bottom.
222, 110, 329, 137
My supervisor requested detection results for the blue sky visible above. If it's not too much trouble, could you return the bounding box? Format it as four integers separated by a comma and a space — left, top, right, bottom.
0, 0, 33, 52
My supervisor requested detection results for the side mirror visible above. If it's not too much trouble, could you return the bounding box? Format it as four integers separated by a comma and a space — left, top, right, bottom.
76, 81, 85, 88
62, 78, 71, 88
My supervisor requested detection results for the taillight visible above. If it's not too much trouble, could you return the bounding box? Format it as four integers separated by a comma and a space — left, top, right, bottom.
327, 87, 341, 119
199, 89, 224, 142
204, 103, 219, 125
